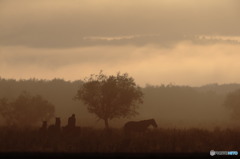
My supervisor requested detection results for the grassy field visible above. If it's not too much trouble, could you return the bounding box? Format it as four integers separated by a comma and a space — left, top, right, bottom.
0, 127, 239, 153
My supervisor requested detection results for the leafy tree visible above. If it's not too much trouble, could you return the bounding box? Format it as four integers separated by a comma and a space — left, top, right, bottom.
0, 92, 55, 127
224, 89, 240, 120
75, 71, 144, 129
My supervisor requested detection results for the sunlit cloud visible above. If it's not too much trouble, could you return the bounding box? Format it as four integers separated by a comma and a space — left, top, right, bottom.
1, 42, 240, 86
198, 35, 240, 44
1, 0, 240, 86
83, 35, 138, 41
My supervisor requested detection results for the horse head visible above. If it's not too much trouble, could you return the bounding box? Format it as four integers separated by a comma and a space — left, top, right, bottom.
150, 119, 158, 128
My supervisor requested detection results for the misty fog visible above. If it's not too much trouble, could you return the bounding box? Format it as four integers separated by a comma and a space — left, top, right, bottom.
0, 78, 239, 130
1, 1, 240, 155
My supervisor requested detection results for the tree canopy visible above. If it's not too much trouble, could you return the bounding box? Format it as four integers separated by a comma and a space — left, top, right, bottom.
0, 92, 55, 127
75, 71, 144, 129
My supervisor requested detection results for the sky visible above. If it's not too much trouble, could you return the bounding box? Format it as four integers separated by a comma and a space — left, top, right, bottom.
1, 0, 240, 87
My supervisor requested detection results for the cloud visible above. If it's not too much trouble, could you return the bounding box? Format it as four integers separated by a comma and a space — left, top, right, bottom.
0, 0, 239, 48
1, 0, 240, 86
198, 35, 240, 44
1, 42, 240, 86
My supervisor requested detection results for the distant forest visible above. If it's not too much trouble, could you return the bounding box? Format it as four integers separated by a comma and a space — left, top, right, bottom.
0, 77, 240, 129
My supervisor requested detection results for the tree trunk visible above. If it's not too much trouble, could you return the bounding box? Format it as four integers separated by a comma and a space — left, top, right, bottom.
104, 118, 109, 129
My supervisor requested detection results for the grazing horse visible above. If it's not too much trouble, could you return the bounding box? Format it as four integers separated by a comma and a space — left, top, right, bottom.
124, 119, 158, 133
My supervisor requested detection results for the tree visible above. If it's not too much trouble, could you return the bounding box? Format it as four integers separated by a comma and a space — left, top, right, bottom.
224, 89, 240, 120
75, 71, 144, 129
0, 92, 55, 127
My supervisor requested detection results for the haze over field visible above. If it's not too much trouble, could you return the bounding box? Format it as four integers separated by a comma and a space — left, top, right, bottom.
1, 0, 240, 131
1, 0, 240, 86
1, 79, 240, 130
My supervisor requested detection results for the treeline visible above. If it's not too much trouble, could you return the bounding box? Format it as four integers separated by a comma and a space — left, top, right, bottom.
0, 78, 84, 127
0, 78, 240, 129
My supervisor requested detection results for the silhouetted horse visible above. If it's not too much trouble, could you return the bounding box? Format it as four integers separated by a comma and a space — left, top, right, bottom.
67, 114, 76, 129
48, 117, 61, 134
62, 114, 80, 136
124, 119, 158, 133
39, 121, 47, 133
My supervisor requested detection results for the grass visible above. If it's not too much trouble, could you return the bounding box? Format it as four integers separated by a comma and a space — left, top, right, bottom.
0, 127, 239, 153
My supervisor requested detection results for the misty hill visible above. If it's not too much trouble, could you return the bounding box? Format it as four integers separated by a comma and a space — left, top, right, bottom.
0, 78, 239, 129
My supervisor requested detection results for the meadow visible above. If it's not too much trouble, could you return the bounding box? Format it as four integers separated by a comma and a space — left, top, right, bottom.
0, 127, 239, 153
